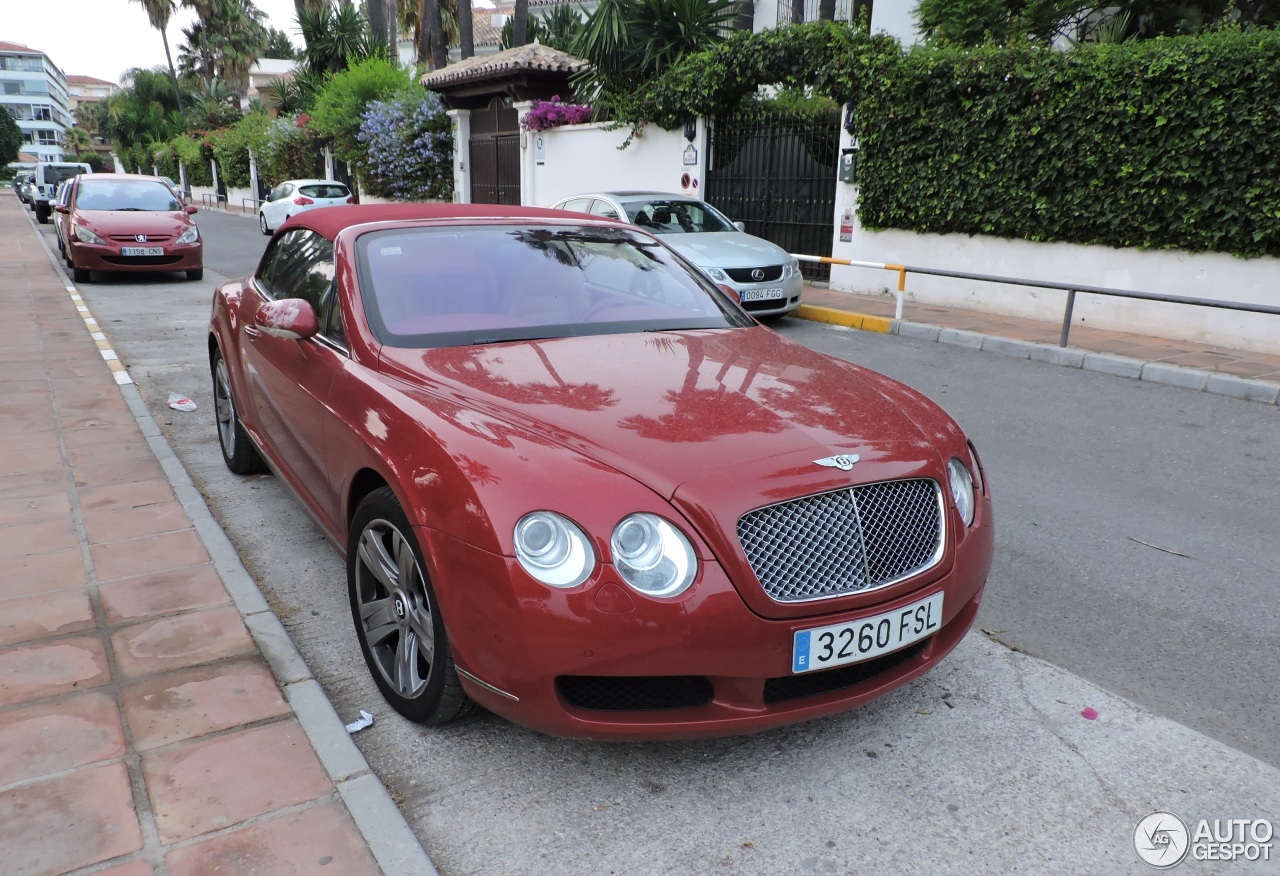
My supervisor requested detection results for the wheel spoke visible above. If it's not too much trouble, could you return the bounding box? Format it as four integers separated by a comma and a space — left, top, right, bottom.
357, 526, 398, 591
394, 628, 422, 695
360, 597, 398, 646
406, 606, 435, 655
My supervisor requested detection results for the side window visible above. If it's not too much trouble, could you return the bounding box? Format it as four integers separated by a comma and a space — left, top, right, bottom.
588, 199, 620, 220
256, 230, 337, 328
560, 198, 590, 214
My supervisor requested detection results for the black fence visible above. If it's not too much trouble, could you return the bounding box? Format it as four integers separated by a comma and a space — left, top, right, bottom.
706, 107, 842, 282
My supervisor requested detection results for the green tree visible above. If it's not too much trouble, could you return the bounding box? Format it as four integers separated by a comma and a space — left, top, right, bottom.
300, 0, 383, 74
0, 111, 22, 167
131, 0, 186, 110
572, 0, 737, 98
264, 27, 299, 59
500, 2, 584, 51
106, 67, 187, 151
178, 0, 270, 94
308, 56, 412, 160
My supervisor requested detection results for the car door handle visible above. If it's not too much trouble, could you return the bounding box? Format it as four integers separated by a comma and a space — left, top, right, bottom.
244, 325, 263, 340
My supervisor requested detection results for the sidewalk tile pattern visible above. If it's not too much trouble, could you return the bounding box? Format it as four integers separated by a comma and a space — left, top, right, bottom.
0, 197, 381, 874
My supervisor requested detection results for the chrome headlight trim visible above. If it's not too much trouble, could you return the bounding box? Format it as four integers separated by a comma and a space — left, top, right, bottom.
610, 513, 697, 598
948, 457, 975, 527
513, 511, 595, 588
176, 224, 200, 245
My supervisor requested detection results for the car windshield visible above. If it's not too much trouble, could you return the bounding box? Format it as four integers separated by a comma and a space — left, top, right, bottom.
358, 224, 751, 348
617, 198, 736, 234
76, 180, 183, 212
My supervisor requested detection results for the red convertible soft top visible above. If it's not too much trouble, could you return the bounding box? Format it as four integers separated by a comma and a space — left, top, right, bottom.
280, 202, 594, 239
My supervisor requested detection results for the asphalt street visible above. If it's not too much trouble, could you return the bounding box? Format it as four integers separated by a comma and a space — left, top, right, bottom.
35, 208, 1280, 875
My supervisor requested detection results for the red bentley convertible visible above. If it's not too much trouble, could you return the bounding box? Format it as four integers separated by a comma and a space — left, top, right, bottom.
209, 203, 994, 740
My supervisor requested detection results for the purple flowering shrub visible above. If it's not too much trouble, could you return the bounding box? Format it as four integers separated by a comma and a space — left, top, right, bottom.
519, 96, 593, 132
357, 91, 454, 201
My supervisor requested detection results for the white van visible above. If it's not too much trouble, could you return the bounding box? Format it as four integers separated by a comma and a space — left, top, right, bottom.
30, 162, 92, 223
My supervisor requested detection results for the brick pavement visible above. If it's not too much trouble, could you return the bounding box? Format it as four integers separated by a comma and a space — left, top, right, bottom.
0, 195, 413, 875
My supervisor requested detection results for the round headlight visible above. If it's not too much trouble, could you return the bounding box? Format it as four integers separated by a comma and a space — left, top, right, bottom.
610, 514, 697, 598
514, 511, 594, 588
948, 458, 975, 527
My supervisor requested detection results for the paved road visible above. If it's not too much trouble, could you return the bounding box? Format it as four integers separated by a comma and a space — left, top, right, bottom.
36, 210, 1280, 874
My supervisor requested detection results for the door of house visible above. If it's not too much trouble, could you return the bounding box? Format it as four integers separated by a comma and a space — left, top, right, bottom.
705, 106, 841, 282
469, 97, 521, 205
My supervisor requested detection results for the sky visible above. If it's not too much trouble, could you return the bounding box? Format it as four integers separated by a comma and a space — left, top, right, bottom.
5, 0, 305, 86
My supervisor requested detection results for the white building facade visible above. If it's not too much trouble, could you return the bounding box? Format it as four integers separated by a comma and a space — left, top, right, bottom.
0, 41, 73, 163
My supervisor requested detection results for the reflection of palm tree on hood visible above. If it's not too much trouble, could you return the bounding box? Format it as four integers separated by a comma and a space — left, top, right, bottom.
433, 344, 619, 412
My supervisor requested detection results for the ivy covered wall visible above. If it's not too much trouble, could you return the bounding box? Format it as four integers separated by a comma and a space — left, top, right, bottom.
620, 23, 1280, 260
855, 29, 1280, 259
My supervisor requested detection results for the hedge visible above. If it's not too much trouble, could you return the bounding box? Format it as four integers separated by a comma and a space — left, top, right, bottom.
618, 22, 1280, 259
855, 28, 1280, 258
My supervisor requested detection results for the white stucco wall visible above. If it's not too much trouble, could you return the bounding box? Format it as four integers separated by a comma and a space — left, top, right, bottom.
828, 140, 1280, 355
521, 118, 708, 208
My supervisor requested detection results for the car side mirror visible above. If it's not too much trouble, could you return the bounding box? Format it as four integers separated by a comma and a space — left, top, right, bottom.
254, 299, 319, 340
55, 204, 69, 214
185, 205, 198, 214
733, 221, 745, 232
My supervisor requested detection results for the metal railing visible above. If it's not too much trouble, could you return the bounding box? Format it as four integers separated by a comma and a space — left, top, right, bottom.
200, 193, 227, 210
792, 254, 1280, 348
241, 196, 263, 213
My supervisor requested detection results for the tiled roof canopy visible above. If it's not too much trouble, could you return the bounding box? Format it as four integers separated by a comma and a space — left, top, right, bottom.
420, 42, 586, 90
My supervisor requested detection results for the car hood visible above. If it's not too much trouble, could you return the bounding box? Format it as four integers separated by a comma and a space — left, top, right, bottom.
378, 326, 940, 502
657, 232, 791, 270
75, 210, 193, 236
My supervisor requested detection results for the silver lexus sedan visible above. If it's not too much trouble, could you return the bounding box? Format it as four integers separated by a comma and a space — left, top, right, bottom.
551, 191, 804, 318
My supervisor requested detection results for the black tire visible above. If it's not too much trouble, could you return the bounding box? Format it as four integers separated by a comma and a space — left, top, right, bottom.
259, 213, 270, 235
72, 265, 90, 283
348, 487, 475, 725
187, 268, 204, 281
35, 204, 50, 224
211, 348, 266, 474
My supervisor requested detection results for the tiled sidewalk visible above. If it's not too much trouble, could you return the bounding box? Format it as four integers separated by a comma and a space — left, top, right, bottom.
799, 284, 1280, 400
0, 198, 403, 874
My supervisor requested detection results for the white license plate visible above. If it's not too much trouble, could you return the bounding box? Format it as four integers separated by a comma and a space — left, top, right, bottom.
792, 592, 943, 673
120, 246, 165, 256
740, 287, 783, 302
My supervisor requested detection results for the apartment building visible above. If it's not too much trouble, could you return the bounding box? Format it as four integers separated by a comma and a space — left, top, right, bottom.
1, 41, 73, 162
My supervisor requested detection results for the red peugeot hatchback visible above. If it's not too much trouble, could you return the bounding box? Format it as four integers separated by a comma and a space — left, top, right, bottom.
58, 173, 203, 283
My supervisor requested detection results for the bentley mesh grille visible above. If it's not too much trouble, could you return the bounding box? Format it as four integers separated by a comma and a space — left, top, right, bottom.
736, 478, 943, 603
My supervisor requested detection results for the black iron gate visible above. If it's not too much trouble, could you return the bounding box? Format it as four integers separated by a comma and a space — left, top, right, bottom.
705, 107, 841, 282
470, 98, 521, 205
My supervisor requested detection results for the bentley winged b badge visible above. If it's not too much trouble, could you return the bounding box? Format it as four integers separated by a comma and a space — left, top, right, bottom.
814, 454, 860, 471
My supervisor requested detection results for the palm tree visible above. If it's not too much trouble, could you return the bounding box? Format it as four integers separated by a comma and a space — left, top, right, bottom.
131, 0, 185, 110
458, 0, 474, 58
573, 0, 736, 98
300, 1, 372, 74
62, 126, 95, 158
419, 0, 448, 68
512, 0, 529, 46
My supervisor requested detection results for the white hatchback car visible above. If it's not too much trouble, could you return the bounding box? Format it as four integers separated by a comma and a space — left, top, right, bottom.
259, 179, 352, 234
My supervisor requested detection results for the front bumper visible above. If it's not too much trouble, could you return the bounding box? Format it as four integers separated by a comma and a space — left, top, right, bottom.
422, 515, 992, 741
69, 240, 203, 275
724, 271, 805, 318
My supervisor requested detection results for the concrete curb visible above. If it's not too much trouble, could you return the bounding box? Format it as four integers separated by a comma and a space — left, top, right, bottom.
24, 211, 438, 876
800, 307, 1280, 406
